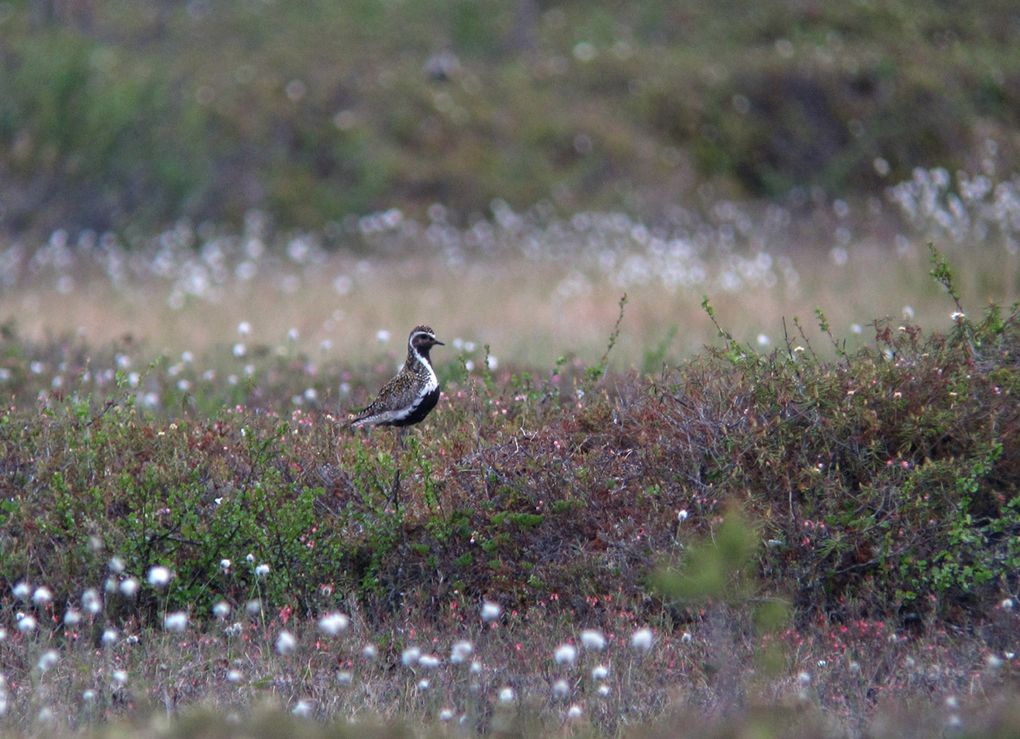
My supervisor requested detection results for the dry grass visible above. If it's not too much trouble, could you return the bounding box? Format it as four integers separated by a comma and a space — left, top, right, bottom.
2, 226, 1017, 370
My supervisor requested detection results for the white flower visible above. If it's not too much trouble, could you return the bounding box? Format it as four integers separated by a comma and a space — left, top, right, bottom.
225, 622, 243, 637
245, 599, 262, 616
681, 631, 693, 643
1002, 598, 1015, 610
101, 628, 119, 646
255, 563, 271, 578
276, 630, 297, 655
82, 689, 96, 702
401, 646, 421, 667
797, 671, 811, 686
438, 708, 454, 722
291, 699, 312, 718
630, 627, 653, 652
82, 588, 102, 615
64, 608, 82, 626
112, 669, 128, 686
597, 684, 610, 696
12, 582, 31, 601
987, 654, 1004, 670
552, 679, 570, 699
237, 321, 252, 336
497, 687, 515, 704
16, 614, 37, 633
317, 612, 350, 636
450, 640, 473, 664
416, 678, 430, 690
226, 669, 243, 683
219, 559, 231, 572
146, 566, 172, 588
481, 600, 502, 622
677, 509, 689, 522
580, 629, 606, 651
336, 671, 352, 685
591, 664, 609, 680
163, 611, 189, 633
554, 643, 578, 665
232, 342, 247, 358
951, 311, 965, 321
32, 586, 53, 605
119, 577, 139, 597
418, 654, 441, 669
470, 660, 482, 675
37, 650, 59, 672
362, 643, 378, 660
213, 601, 231, 619
375, 329, 391, 343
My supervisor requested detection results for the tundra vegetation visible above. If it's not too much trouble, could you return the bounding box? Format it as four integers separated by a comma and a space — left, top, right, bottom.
1, 1, 1019, 736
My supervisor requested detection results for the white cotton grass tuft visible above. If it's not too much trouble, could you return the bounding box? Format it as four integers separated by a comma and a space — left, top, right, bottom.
567, 704, 583, 719
82, 588, 102, 615
554, 643, 578, 665
255, 563, 271, 578
146, 566, 172, 588
112, 669, 128, 686
37, 649, 59, 672
418, 654, 442, 669
64, 608, 82, 626
291, 699, 312, 718
163, 611, 189, 632
32, 586, 53, 606
212, 601, 231, 620
401, 646, 422, 667
450, 640, 473, 664
438, 708, 455, 722
497, 687, 515, 704
12, 582, 31, 601
580, 629, 606, 650
592, 664, 609, 680
317, 612, 350, 636
630, 627, 653, 652
101, 628, 119, 646
481, 600, 502, 622
119, 577, 139, 597
275, 630, 297, 655
362, 643, 379, 660
552, 679, 570, 699
16, 613, 37, 633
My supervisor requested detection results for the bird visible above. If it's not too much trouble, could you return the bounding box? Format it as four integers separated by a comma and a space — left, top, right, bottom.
349, 325, 444, 429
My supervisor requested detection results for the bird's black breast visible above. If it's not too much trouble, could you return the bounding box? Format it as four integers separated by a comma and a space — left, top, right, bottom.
390, 387, 440, 427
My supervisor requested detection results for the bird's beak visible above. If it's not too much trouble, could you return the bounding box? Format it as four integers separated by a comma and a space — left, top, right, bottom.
433, 339, 445, 346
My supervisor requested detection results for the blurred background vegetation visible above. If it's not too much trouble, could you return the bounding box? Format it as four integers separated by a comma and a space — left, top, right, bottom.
1, 0, 1018, 235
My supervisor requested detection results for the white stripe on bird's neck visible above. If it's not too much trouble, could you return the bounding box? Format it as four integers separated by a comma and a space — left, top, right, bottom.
409, 337, 439, 393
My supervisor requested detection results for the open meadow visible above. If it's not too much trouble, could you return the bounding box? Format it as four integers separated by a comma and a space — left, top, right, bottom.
0, 168, 1019, 737
2, 0, 1020, 735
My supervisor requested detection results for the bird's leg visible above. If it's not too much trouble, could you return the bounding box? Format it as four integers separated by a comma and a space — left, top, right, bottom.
389, 427, 408, 510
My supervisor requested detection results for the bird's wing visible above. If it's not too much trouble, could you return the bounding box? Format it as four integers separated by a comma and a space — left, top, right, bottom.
349, 373, 418, 423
